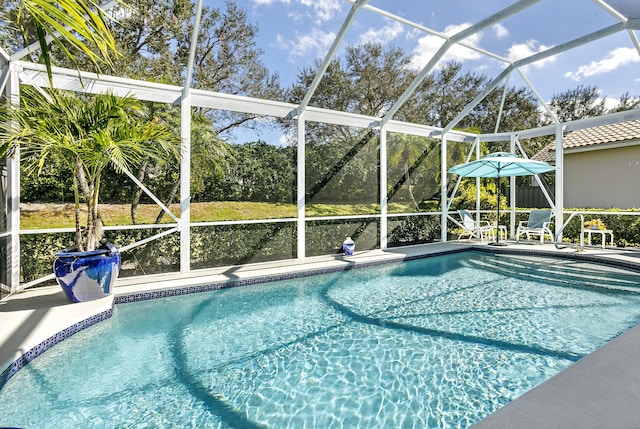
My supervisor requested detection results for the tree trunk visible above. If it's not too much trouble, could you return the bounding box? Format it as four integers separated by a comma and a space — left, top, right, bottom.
404, 162, 420, 211
76, 160, 90, 200
72, 169, 83, 252
155, 178, 180, 224
86, 182, 96, 251
130, 159, 148, 224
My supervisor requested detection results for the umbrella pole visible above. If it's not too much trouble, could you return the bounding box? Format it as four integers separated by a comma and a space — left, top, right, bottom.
489, 175, 506, 246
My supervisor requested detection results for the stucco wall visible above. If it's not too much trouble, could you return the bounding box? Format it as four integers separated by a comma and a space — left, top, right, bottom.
564, 145, 640, 209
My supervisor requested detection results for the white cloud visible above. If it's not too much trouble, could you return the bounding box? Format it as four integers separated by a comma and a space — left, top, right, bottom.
564, 47, 640, 81
277, 28, 336, 59
300, 0, 342, 23
492, 23, 509, 38
506, 40, 555, 69
602, 96, 620, 111
251, 0, 290, 5
358, 21, 404, 45
409, 22, 483, 70
252, 0, 339, 23
279, 132, 295, 146
406, 28, 422, 41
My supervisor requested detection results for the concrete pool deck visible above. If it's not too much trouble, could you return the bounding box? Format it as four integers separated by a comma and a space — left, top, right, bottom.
2, 241, 640, 427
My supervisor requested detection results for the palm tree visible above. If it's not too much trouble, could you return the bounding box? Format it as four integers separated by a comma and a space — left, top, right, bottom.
0, 87, 178, 251
15, 0, 119, 83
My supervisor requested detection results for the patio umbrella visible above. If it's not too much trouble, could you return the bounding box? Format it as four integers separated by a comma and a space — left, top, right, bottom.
448, 152, 555, 245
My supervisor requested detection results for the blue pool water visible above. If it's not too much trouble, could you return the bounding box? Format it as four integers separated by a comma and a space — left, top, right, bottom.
3, 251, 640, 428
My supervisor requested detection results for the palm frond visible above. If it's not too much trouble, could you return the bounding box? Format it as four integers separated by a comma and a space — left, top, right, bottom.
19, 0, 121, 84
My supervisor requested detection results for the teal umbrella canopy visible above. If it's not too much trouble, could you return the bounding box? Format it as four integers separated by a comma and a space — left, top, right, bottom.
448, 152, 555, 178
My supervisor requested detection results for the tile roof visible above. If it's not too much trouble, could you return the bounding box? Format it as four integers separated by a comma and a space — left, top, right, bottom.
532, 119, 640, 163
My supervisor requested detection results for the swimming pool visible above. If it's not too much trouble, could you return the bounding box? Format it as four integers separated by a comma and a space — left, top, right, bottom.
2, 251, 640, 428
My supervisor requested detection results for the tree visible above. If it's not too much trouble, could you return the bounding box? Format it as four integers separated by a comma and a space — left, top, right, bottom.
208, 141, 294, 203
287, 43, 416, 119
420, 62, 488, 128
115, 103, 235, 224
151, 110, 233, 223
610, 92, 640, 113
0, 88, 178, 251
546, 84, 607, 122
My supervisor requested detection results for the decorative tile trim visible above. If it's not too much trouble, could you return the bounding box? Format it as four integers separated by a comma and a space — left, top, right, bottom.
0, 309, 113, 390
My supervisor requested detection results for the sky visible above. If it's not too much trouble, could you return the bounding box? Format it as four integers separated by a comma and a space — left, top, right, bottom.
241, 0, 640, 109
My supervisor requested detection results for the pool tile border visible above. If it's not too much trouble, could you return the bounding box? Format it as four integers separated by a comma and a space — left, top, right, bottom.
3, 245, 640, 391
0, 308, 113, 389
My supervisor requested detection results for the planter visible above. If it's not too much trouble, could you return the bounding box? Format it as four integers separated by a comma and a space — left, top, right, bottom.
342, 237, 355, 256
53, 243, 121, 303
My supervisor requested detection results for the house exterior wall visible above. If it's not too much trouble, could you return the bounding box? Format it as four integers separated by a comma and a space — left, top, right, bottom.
564, 145, 640, 209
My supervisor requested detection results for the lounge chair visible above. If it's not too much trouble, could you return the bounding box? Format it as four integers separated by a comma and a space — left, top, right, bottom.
515, 209, 553, 244
457, 210, 494, 243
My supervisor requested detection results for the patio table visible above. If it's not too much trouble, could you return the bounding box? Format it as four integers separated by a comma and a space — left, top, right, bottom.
492, 223, 508, 242
582, 229, 614, 249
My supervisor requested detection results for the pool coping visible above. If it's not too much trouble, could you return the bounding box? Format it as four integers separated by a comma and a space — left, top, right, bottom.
2, 241, 640, 427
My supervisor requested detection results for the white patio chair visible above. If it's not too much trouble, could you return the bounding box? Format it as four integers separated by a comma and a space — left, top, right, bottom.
516, 209, 553, 244
457, 210, 494, 243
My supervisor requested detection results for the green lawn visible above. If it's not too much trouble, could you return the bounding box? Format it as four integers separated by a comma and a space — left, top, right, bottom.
20, 201, 417, 229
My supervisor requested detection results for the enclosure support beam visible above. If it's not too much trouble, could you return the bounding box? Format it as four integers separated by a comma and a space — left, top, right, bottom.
629, 30, 640, 57
380, 126, 388, 249
177, 0, 203, 273
179, 95, 191, 273
516, 69, 559, 124
510, 134, 517, 238
297, 114, 306, 259
475, 137, 481, 220
6, 63, 20, 292
494, 72, 511, 134
554, 125, 564, 239
183, 0, 203, 92
441, 133, 448, 242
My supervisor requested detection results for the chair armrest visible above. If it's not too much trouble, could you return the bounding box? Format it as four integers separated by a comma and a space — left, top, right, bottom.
517, 221, 528, 228
477, 220, 492, 228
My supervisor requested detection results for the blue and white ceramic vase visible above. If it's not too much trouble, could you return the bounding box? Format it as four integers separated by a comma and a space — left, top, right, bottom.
342, 237, 355, 256
53, 243, 121, 303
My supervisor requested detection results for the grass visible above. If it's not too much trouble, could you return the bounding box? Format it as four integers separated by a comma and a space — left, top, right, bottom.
20, 201, 417, 229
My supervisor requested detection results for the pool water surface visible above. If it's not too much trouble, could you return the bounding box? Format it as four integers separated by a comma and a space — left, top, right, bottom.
2, 251, 640, 428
